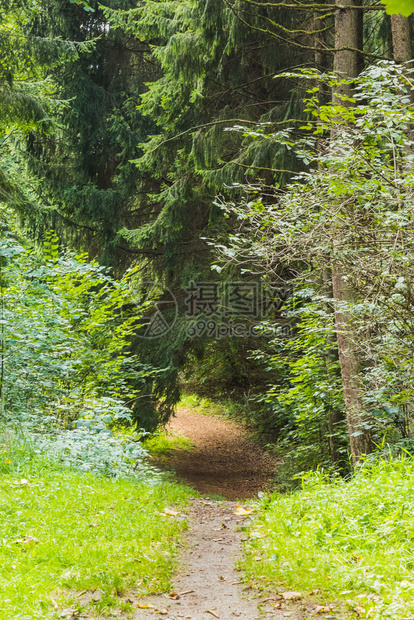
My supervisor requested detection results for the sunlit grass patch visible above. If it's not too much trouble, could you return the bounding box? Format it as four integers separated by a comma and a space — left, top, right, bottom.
241, 458, 414, 620
143, 429, 194, 455
179, 392, 227, 417
0, 441, 192, 619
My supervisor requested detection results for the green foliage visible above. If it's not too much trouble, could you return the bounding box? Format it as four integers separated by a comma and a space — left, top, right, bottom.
250, 298, 348, 480
0, 230, 149, 419
0, 227, 177, 475
143, 429, 195, 455
381, 0, 414, 16
0, 434, 191, 619
216, 62, 414, 471
242, 457, 414, 619
22, 0, 156, 256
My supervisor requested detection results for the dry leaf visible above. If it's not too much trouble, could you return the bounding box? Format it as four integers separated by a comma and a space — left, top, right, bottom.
206, 611, 220, 618
163, 508, 180, 517
169, 592, 180, 600
137, 603, 155, 609
13, 536, 39, 545
282, 591, 302, 601
234, 504, 253, 516
156, 609, 168, 614
315, 605, 334, 614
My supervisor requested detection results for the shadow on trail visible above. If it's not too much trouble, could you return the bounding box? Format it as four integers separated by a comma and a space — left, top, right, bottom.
156, 406, 276, 500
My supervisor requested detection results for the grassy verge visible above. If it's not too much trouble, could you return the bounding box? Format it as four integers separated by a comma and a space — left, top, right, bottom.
0, 436, 192, 619
180, 391, 245, 419
241, 458, 414, 620
143, 429, 194, 455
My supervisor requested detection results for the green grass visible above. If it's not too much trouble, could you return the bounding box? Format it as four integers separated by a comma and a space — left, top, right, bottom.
0, 434, 192, 619
179, 391, 245, 420
241, 457, 414, 620
143, 429, 194, 455
179, 392, 224, 415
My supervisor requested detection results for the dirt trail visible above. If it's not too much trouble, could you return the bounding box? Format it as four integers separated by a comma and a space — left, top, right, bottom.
134, 499, 287, 620
160, 405, 276, 500
132, 406, 291, 620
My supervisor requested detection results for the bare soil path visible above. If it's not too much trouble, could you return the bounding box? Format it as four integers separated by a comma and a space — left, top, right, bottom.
134, 499, 288, 620
160, 405, 276, 500
132, 406, 293, 620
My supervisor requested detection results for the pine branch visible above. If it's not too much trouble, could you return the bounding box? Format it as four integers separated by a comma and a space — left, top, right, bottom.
144, 118, 306, 154
236, 0, 385, 10
224, 0, 389, 59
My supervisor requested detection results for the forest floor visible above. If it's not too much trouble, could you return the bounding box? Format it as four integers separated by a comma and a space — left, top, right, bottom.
133, 405, 305, 620
157, 403, 276, 500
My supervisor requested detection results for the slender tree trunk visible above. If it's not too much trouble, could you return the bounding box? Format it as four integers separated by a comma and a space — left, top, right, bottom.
331, 0, 372, 463
333, 0, 359, 103
391, 14, 412, 63
322, 267, 346, 466
331, 258, 371, 459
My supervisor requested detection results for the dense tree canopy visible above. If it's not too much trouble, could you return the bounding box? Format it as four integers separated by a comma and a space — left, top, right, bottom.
2, 0, 414, 477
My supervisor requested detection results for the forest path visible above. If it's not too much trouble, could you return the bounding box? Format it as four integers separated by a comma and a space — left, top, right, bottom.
132, 407, 290, 620
133, 498, 290, 620
157, 404, 276, 500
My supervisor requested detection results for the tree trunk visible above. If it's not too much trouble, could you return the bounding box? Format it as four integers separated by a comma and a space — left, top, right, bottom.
391, 14, 412, 63
333, 0, 359, 103
331, 259, 371, 460
331, 0, 371, 463
322, 266, 346, 466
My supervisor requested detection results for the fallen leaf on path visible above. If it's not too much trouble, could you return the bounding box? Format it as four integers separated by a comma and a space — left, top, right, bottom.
76, 590, 87, 598
315, 605, 334, 614
169, 592, 180, 600
250, 531, 265, 539
282, 591, 302, 601
136, 603, 155, 609
206, 611, 220, 618
234, 504, 253, 516
13, 536, 39, 545
163, 508, 180, 517
273, 602, 287, 609
156, 608, 168, 614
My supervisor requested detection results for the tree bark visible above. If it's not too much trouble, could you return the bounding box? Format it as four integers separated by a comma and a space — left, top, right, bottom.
331, 0, 371, 463
331, 259, 371, 460
333, 0, 359, 103
322, 266, 346, 466
391, 14, 412, 63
